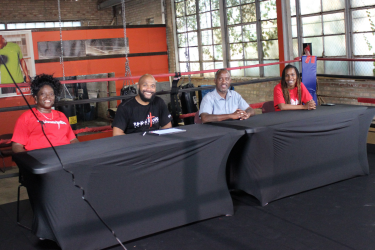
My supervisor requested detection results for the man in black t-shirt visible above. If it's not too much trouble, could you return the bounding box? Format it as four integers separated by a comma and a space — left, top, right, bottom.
112, 74, 172, 135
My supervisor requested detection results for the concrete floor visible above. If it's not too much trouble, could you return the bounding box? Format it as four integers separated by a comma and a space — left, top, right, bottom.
0, 167, 29, 205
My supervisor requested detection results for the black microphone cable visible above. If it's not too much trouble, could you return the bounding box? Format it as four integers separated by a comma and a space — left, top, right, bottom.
0, 56, 127, 250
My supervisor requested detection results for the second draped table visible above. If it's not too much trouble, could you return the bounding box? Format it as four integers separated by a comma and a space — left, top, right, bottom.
210, 104, 375, 205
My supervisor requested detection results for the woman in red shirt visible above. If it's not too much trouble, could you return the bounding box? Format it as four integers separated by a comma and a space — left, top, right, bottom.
273, 65, 316, 111
12, 74, 79, 152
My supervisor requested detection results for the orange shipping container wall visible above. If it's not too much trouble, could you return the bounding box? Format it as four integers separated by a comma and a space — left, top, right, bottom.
0, 26, 169, 140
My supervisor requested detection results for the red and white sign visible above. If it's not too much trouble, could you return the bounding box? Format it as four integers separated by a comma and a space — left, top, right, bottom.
16, 87, 31, 95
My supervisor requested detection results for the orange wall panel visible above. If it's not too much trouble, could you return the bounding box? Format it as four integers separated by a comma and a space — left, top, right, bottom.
1, 27, 169, 141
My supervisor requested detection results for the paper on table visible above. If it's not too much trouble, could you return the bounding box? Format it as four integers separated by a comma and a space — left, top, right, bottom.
148, 128, 186, 135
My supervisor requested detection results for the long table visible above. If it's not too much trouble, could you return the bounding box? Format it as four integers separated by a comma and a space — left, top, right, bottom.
13, 124, 244, 250
210, 105, 375, 206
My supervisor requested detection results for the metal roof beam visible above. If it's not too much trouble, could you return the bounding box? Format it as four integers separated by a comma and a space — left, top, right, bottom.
98, 0, 122, 10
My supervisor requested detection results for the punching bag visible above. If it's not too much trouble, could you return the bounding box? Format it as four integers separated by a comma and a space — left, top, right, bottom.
180, 83, 198, 125
57, 99, 77, 130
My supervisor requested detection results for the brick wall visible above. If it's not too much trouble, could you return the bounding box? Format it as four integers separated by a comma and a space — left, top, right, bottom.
180, 77, 375, 113
318, 78, 375, 106
165, 0, 176, 73
0, 0, 113, 26
121, 0, 163, 25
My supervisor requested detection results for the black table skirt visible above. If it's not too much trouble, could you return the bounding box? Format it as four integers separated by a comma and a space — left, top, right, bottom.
14, 124, 244, 250
211, 105, 375, 205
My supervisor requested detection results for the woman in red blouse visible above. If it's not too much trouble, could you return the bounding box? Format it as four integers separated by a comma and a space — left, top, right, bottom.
273, 65, 316, 111
12, 74, 79, 152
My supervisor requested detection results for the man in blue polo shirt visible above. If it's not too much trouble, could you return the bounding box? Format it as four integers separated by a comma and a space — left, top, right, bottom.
199, 69, 254, 123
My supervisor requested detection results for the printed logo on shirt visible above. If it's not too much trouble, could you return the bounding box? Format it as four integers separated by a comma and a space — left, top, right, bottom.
133, 112, 159, 128
291, 99, 299, 105
36, 120, 67, 129
37, 120, 67, 125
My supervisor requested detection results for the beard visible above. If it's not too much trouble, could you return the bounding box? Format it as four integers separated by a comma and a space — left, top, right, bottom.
139, 90, 156, 103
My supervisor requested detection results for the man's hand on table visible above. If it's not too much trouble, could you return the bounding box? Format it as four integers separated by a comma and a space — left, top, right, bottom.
235, 109, 251, 120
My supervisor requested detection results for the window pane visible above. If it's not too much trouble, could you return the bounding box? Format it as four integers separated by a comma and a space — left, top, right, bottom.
203, 62, 223, 77
262, 40, 279, 59
189, 47, 200, 61
199, 0, 210, 13
180, 62, 200, 75
352, 9, 375, 33
0, 24, 5, 30
55, 22, 61, 27
190, 62, 201, 75
201, 30, 212, 45
323, 0, 345, 12
242, 0, 255, 3
212, 10, 221, 27
45, 22, 54, 28
244, 42, 258, 59
353, 33, 375, 56
177, 17, 186, 32
227, 6, 241, 25
35, 22, 45, 28
226, 0, 240, 7
26, 23, 36, 28
325, 61, 348, 75
230, 43, 243, 60
200, 12, 212, 29
323, 13, 345, 35
64, 22, 73, 27
180, 62, 189, 72
302, 16, 322, 37
351, 0, 375, 8
263, 60, 280, 77
290, 0, 296, 16
186, 0, 196, 15
188, 32, 198, 46
261, 20, 278, 40
354, 62, 375, 76
324, 35, 346, 56
230, 61, 244, 77
303, 37, 323, 56
229, 26, 243, 43
203, 62, 216, 77
72, 22, 81, 27
242, 3, 256, 23
243, 23, 257, 42
202, 45, 214, 60
213, 28, 222, 44
214, 45, 223, 60
291, 17, 297, 38
300, 0, 321, 15
316, 61, 324, 74
7, 24, 16, 29
187, 15, 197, 31
293, 38, 299, 59
211, 0, 219, 10
16, 23, 26, 29
178, 33, 188, 47
176, 1, 185, 17
245, 61, 260, 77
260, 0, 277, 20
179, 48, 189, 61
